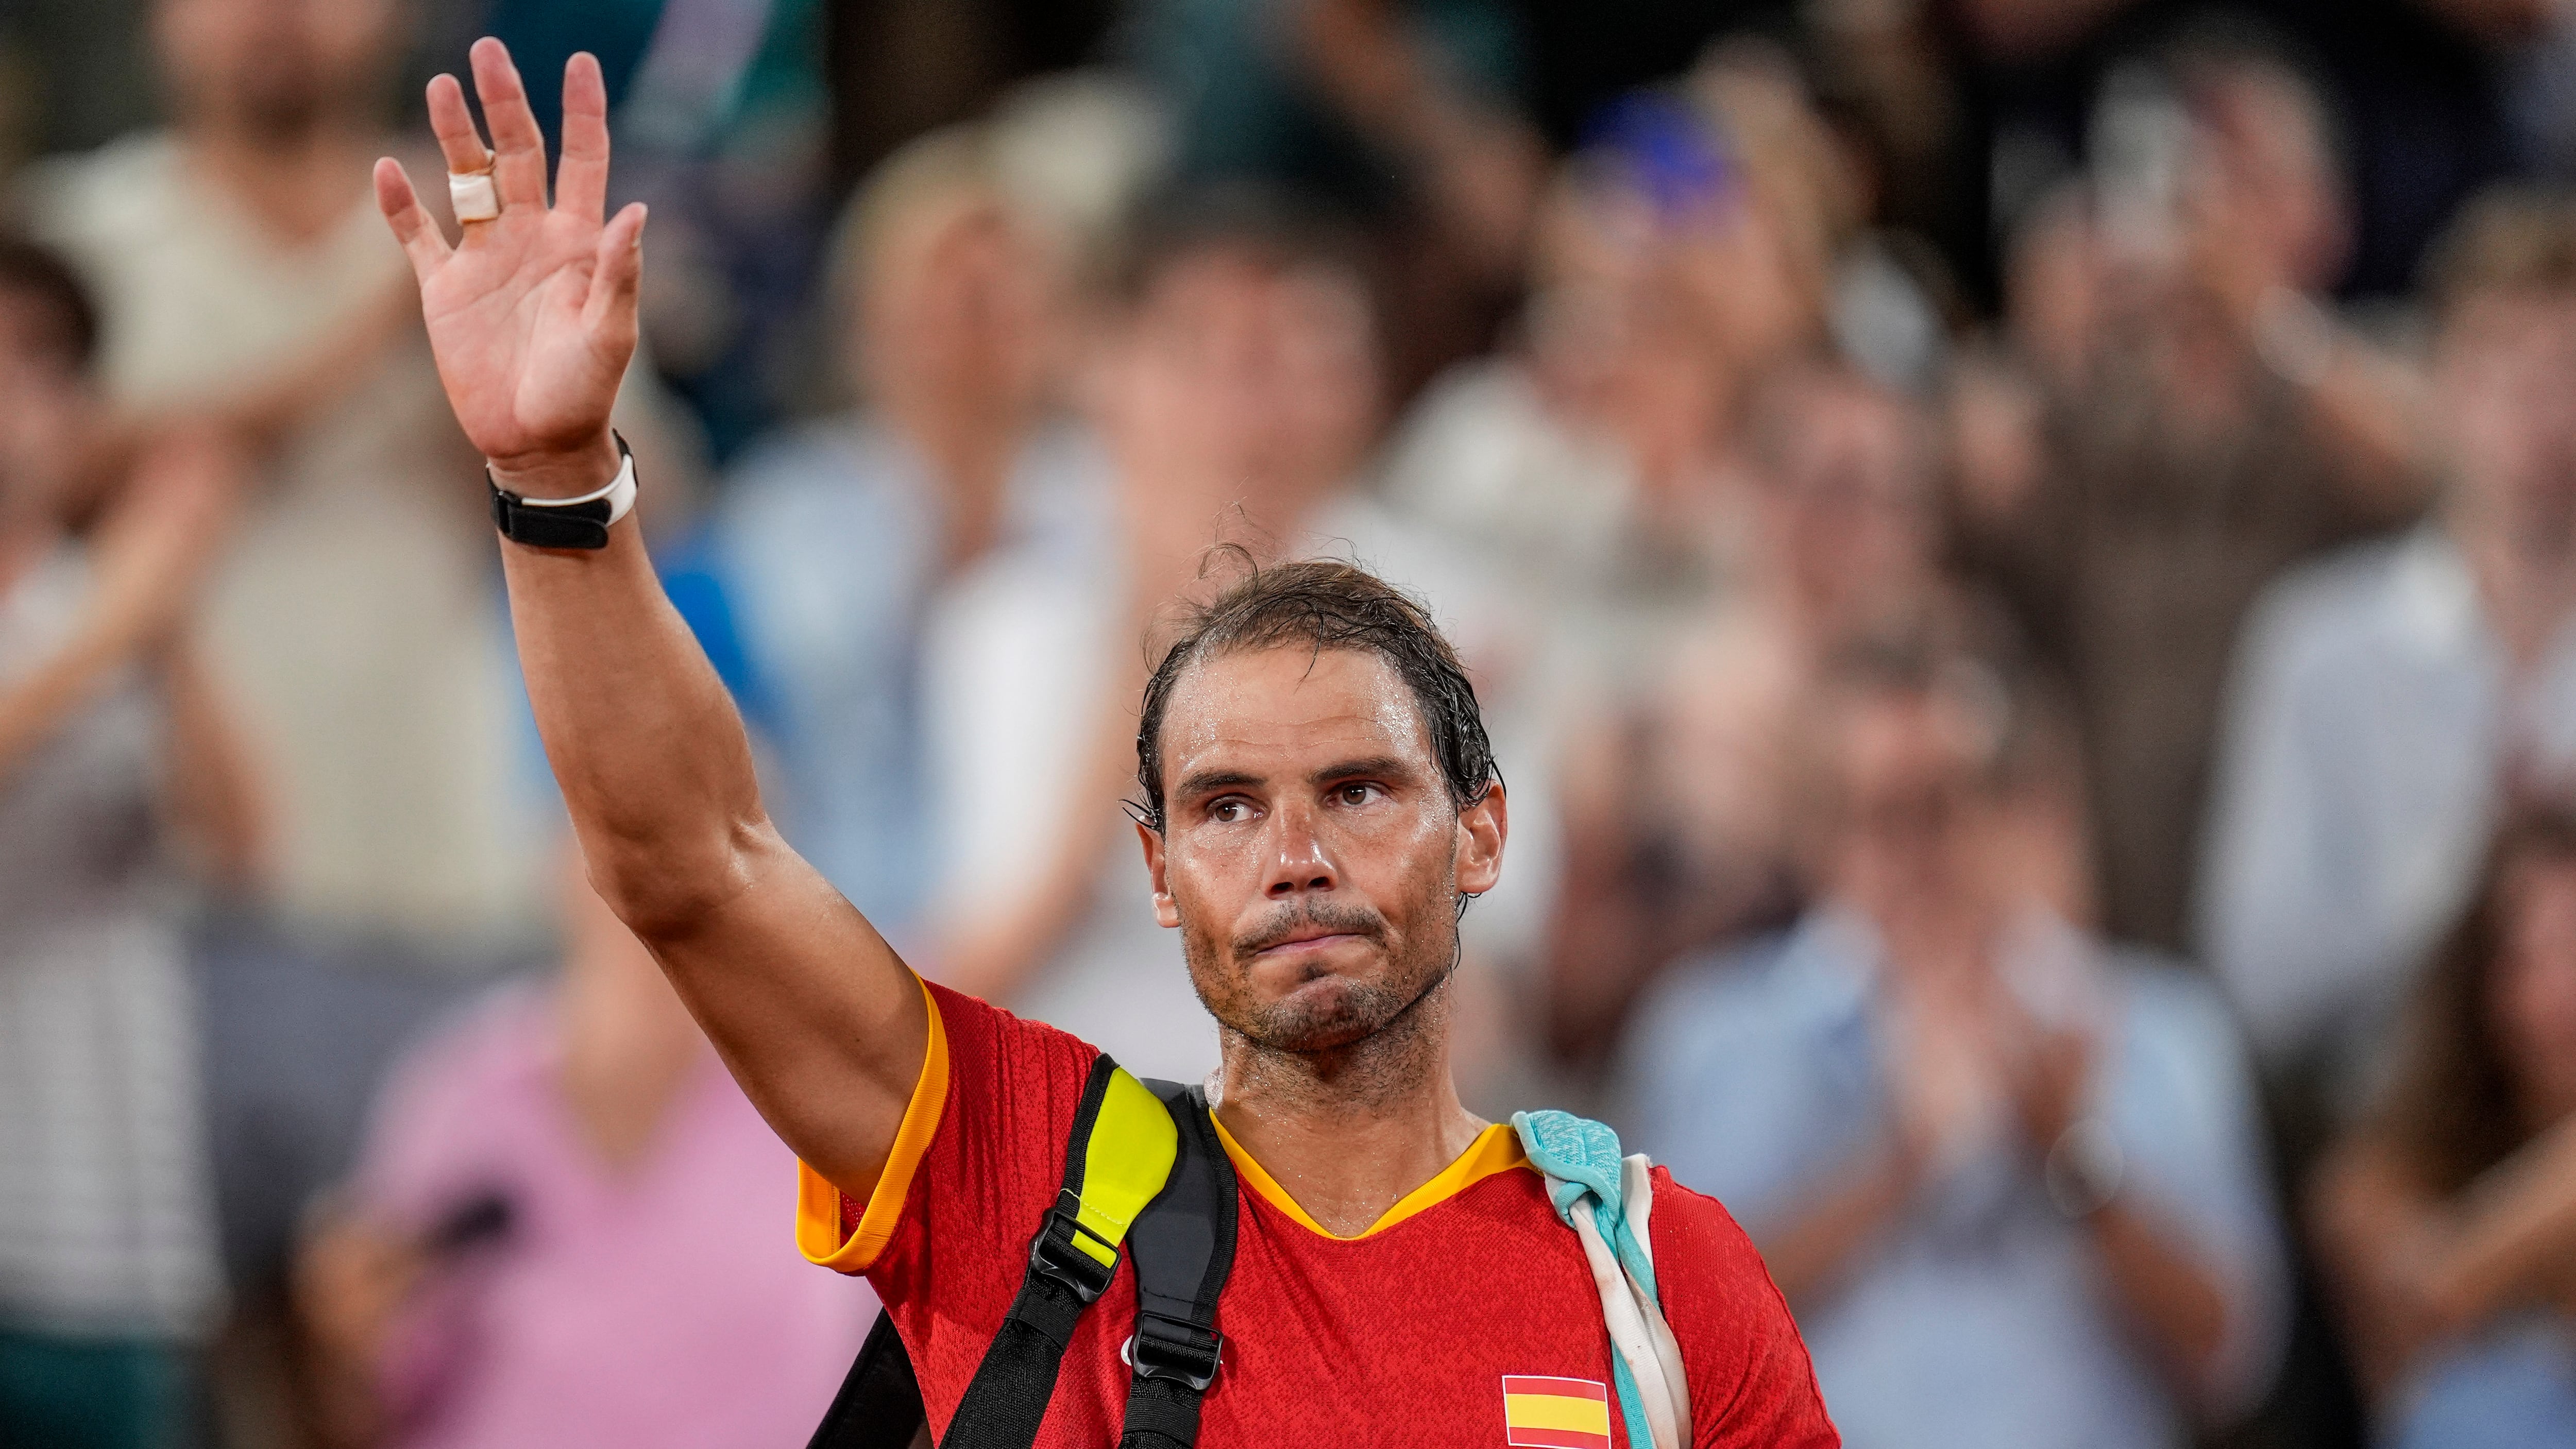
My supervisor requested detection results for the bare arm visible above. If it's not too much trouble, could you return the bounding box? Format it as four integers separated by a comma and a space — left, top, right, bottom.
0, 429, 239, 785
1755, 1145, 1920, 1309
372, 40, 922, 1197
2080, 1198, 2233, 1394
158, 638, 267, 892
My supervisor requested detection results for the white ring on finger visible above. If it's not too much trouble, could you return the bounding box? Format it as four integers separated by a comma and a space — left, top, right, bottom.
449, 168, 500, 223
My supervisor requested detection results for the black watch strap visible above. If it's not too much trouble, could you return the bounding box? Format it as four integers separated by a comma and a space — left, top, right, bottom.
488, 434, 632, 551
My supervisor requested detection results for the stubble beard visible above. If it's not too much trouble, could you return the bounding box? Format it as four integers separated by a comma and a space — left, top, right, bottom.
1181, 870, 1460, 1070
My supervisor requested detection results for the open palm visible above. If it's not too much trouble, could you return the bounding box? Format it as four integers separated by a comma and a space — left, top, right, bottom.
374, 40, 642, 486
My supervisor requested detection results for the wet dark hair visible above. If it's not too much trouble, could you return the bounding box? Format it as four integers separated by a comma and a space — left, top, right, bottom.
2371, 805, 2576, 1196
1132, 556, 1497, 835
0, 235, 99, 373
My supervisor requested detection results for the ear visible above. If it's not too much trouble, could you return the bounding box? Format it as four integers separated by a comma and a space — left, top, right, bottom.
1454, 781, 1507, 898
1138, 819, 1182, 928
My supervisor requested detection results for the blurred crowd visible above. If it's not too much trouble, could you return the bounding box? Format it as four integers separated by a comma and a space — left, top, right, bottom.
7, 1, 2576, 1447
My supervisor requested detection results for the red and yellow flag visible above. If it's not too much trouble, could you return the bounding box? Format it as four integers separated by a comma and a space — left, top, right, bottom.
1501, 1375, 1612, 1449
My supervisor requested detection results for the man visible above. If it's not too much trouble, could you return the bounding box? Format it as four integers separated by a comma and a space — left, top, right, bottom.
297, 843, 870, 1449
0, 237, 253, 1448
917, 183, 1544, 1088
2201, 188, 2576, 1108
1616, 623, 2286, 1449
709, 119, 1098, 933
1953, 31, 2427, 957
18, 0, 703, 1312
370, 41, 1836, 1447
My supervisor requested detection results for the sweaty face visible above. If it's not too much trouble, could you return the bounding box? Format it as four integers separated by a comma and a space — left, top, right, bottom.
1141, 645, 1503, 1054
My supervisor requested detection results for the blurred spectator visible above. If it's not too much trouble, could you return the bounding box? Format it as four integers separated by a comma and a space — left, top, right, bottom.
1541, 365, 1942, 1073
0, 237, 256, 1448
919, 182, 1537, 1090
1127, 0, 1547, 391
2311, 807, 2576, 1445
1381, 51, 1844, 629
1617, 618, 2287, 1449
1954, 28, 2429, 957
706, 120, 1098, 935
296, 842, 870, 1449
2202, 189, 2576, 1105
12, 0, 705, 1310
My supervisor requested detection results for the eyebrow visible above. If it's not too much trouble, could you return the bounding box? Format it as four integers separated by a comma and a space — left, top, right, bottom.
1171, 755, 1423, 804
1312, 755, 1418, 787
1173, 768, 1264, 803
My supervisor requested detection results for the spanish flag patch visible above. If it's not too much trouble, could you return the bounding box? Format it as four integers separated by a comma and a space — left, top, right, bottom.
1501, 1375, 1612, 1448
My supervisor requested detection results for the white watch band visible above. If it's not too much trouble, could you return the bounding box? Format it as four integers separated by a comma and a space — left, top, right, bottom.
506, 446, 638, 526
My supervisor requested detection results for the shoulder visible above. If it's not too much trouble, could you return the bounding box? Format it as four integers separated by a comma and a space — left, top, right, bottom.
1621, 929, 1847, 1082
2100, 950, 2261, 1119
1646, 1170, 1772, 1296
12, 133, 179, 250
1648, 1170, 1839, 1443
923, 978, 1101, 1083
2107, 950, 2250, 1062
2234, 532, 2426, 682
354, 982, 554, 1212
716, 418, 920, 544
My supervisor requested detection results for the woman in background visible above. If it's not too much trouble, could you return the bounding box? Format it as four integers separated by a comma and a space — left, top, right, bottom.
296, 841, 872, 1449
2314, 806, 2576, 1447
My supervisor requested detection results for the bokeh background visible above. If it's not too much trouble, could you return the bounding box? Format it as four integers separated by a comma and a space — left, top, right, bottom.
7, 1, 2576, 1446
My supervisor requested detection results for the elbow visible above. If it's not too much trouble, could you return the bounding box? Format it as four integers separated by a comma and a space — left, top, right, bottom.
580, 812, 772, 942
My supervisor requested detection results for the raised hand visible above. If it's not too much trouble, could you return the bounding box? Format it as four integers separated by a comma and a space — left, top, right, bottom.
372, 39, 641, 498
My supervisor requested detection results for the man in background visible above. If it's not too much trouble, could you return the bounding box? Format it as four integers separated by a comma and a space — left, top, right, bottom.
2203, 187, 2576, 1116
1617, 619, 2287, 1449
297, 843, 871, 1449
12, 0, 697, 1423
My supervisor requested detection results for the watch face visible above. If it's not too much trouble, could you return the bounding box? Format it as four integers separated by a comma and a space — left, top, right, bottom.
2043, 1118, 2124, 1219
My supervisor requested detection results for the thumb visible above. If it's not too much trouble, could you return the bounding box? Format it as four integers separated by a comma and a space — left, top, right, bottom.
582, 202, 646, 354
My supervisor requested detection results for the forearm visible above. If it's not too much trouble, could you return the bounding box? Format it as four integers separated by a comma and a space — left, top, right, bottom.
159, 641, 269, 892
0, 616, 150, 785
492, 441, 764, 931
2084, 1200, 2233, 1394
1757, 1148, 1917, 1309
2427, 1118, 2576, 1326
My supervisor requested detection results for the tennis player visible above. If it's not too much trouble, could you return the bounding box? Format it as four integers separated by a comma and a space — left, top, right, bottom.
372, 40, 1836, 1448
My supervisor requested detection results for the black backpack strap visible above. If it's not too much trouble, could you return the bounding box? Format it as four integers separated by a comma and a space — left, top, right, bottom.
943, 1054, 1179, 1449
1117, 1082, 1239, 1449
807, 1309, 927, 1449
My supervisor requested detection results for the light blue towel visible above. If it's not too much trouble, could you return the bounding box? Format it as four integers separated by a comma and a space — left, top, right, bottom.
1515, 1110, 1662, 1445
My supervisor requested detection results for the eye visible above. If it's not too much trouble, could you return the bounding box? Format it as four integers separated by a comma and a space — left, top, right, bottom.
1334, 782, 1380, 807
1208, 798, 1253, 824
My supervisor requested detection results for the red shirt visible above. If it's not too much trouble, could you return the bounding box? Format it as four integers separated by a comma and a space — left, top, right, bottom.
798, 981, 1838, 1448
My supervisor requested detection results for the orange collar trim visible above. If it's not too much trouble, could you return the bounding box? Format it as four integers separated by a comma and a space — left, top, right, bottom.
1209, 1115, 1530, 1240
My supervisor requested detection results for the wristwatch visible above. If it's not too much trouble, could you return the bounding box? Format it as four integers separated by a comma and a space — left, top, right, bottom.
2044, 1117, 2125, 1220
488, 433, 637, 550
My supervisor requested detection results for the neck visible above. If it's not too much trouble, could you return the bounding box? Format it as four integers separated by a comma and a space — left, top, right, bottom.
2456, 503, 2576, 667
894, 402, 1025, 574
556, 944, 708, 1172
186, 117, 377, 247
1208, 975, 1486, 1236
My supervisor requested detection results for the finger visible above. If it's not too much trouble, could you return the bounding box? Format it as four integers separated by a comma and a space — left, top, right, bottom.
372, 158, 452, 278
468, 37, 549, 211
582, 202, 646, 350
555, 52, 610, 226
424, 74, 492, 177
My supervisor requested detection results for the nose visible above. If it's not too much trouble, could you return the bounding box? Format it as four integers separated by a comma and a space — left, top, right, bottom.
1262, 799, 1338, 900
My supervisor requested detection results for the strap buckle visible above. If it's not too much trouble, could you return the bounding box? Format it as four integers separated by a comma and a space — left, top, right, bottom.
1123, 1311, 1223, 1392
1026, 1191, 1118, 1304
